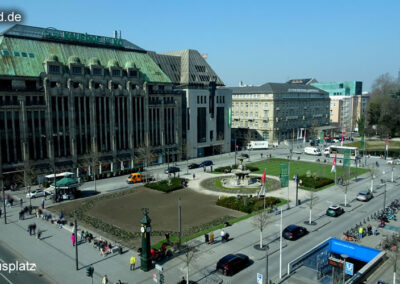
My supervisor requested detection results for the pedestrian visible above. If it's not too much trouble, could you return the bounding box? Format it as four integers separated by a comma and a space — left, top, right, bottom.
372, 226, 377, 236
41, 198, 45, 210
36, 228, 41, 239
71, 233, 76, 247
116, 281, 122, 284
358, 226, 363, 239
80, 230, 84, 242
260, 153, 263, 159
180, 276, 186, 284
0, 208, 2, 218
193, 173, 195, 180
20, 198, 23, 208
102, 274, 108, 284
32, 223, 36, 235
28, 224, 32, 235
130, 255, 136, 270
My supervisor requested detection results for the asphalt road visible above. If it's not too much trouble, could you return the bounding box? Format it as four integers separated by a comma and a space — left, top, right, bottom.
0, 240, 54, 284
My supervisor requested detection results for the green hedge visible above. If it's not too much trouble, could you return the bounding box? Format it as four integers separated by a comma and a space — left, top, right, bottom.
145, 177, 184, 193
299, 175, 334, 189
216, 196, 281, 213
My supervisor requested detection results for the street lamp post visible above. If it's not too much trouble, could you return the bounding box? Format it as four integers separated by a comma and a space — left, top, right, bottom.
265, 245, 269, 284
234, 139, 237, 166
295, 173, 299, 206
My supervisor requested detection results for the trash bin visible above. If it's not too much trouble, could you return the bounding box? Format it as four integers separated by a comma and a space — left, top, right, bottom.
204, 233, 209, 243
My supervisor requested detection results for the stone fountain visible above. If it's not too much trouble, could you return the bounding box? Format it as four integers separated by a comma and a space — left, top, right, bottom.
221, 158, 260, 188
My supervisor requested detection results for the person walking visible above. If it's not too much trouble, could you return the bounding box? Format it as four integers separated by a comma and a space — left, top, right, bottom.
80, 230, 84, 242
358, 226, 363, 240
0, 208, 2, 218
41, 198, 45, 210
71, 233, 76, 247
36, 228, 41, 239
193, 173, 195, 180
32, 223, 36, 235
130, 255, 136, 270
102, 274, 108, 284
20, 198, 23, 208
28, 224, 32, 235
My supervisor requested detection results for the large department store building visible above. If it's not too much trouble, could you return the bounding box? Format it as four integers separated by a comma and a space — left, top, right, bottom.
0, 24, 229, 181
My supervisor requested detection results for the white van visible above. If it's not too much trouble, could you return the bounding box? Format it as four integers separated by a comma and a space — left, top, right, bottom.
304, 147, 321, 156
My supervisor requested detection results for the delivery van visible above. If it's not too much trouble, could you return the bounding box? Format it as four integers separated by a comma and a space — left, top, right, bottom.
304, 147, 321, 156
126, 173, 142, 184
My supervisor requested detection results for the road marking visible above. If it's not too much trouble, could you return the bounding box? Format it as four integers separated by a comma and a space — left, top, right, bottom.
0, 273, 13, 284
0, 257, 5, 263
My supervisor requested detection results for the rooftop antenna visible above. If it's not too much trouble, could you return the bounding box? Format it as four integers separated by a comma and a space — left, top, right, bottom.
114, 30, 118, 39
119, 30, 122, 39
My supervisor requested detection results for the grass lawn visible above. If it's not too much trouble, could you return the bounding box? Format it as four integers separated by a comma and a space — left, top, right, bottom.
346, 140, 400, 151
248, 158, 369, 182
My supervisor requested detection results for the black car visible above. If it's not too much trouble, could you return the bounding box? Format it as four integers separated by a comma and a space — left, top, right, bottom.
326, 205, 345, 217
240, 153, 249, 158
216, 254, 250, 276
199, 160, 213, 167
282, 225, 308, 240
188, 163, 200, 169
165, 167, 180, 174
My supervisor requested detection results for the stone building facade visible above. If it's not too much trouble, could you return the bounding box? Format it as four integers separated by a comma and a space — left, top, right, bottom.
0, 24, 182, 181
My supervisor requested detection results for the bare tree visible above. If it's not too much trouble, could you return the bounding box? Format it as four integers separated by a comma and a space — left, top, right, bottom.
135, 145, 154, 170
82, 148, 101, 192
15, 160, 37, 206
181, 243, 197, 284
252, 210, 270, 248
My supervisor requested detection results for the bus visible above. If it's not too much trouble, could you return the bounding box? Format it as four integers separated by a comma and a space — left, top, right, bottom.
329, 146, 359, 160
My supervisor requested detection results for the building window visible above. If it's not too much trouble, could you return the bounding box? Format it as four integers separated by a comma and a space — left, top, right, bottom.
49, 65, 60, 74
112, 69, 121, 77
129, 70, 137, 77
92, 68, 102, 76
1, 50, 10, 56
29, 53, 34, 58
21, 52, 28, 57
13, 51, 20, 57
71, 66, 82, 75
204, 96, 207, 104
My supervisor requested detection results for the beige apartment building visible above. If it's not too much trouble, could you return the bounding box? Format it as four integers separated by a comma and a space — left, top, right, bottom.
329, 95, 369, 132
230, 83, 330, 145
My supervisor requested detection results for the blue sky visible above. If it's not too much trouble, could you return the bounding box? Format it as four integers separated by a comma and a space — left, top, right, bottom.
1, 0, 399, 91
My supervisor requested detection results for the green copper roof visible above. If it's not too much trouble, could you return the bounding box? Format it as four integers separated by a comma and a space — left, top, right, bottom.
0, 36, 171, 83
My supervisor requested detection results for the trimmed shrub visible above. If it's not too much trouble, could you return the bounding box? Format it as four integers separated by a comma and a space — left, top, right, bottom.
299, 175, 334, 189
216, 196, 281, 213
245, 165, 259, 172
214, 165, 238, 172
145, 177, 184, 193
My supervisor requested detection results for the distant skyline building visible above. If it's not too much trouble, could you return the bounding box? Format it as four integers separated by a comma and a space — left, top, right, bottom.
310, 81, 362, 97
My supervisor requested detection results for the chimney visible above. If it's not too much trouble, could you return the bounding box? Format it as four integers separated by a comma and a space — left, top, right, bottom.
114, 30, 118, 39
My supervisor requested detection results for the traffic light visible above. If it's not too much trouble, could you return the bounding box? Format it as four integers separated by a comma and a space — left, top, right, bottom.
86, 266, 94, 277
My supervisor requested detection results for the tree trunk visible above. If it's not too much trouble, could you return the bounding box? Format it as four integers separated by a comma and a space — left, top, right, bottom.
260, 230, 263, 248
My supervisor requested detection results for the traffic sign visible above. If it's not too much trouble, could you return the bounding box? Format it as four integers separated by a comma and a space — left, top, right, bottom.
345, 262, 354, 276
257, 273, 263, 284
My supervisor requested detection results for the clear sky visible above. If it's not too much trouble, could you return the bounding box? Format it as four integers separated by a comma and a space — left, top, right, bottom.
1, 0, 399, 91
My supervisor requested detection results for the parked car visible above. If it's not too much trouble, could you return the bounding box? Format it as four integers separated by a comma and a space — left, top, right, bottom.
326, 205, 345, 217
199, 160, 213, 167
333, 138, 340, 143
26, 190, 46, 199
282, 225, 308, 240
165, 167, 180, 174
310, 140, 319, 146
387, 159, 400, 165
216, 253, 250, 276
240, 153, 249, 159
356, 190, 373, 202
188, 163, 200, 169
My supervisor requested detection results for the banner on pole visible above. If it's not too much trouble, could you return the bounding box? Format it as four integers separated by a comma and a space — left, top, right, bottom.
361, 135, 365, 150
320, 132, 324, 144
280, 164, 289, 187
344, 149, 351, 168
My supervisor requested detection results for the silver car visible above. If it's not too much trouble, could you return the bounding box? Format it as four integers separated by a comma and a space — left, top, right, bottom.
356, 190, 373, 202
26, 190, 46, 199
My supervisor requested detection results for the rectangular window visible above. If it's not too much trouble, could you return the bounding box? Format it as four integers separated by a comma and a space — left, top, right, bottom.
21, 52, 28, 57
49, 65, 60, 74
112, 69, 121, 77
13, 51, 20, 57
1, 50, 10, 56
71, 66, 82, 75
28, 53, 34, 58
92, 68, 102, 76
129, 70, 137, 77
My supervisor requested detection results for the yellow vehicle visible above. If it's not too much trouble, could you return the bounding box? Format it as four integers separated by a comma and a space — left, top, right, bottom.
126, 173, 142, 184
